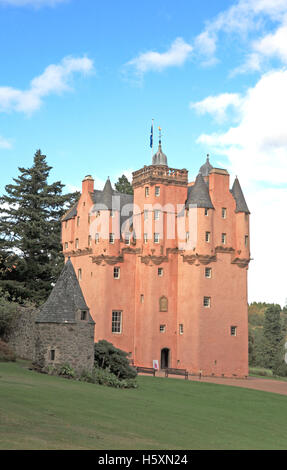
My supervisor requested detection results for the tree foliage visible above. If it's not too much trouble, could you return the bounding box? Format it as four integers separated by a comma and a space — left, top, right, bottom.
262, 304, 284, 372
0, 150, 79, 305
248, 302, 287, 375
94, 339, 137, 379
115, 174, 133, 195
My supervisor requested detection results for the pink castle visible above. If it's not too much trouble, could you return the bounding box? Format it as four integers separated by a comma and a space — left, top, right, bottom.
62, 142, 250, 377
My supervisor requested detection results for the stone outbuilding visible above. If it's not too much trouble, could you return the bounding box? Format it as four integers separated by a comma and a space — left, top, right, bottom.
34, 258, 95, 374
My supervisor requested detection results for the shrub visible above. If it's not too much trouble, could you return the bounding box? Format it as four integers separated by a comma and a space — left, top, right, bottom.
57, 363, 76, 379
0, 339, 16, 362
249, 367, 273, 377
92, 367, 138, 389
94, 340, 137, 379
273, 362, 287, 377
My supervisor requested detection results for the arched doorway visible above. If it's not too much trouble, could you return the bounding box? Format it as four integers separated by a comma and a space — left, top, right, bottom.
161, 348, 170, 369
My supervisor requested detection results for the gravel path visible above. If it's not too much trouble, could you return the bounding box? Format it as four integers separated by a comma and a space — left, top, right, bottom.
140, 370, 287, 396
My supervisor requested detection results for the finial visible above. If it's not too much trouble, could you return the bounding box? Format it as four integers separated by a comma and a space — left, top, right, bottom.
207, 153, 210, 161
158, 126, 162, 145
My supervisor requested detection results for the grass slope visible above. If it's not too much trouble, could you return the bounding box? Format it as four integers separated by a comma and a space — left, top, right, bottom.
0, 361, 287, 450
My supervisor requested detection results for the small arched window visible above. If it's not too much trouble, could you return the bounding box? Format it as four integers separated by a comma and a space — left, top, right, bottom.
159, 296, 168, 312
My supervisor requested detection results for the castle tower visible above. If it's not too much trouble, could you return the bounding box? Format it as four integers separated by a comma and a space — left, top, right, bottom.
61, 139, 250, 378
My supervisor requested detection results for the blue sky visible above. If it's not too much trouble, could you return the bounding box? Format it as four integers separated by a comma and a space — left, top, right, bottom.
0, 0, 287, 305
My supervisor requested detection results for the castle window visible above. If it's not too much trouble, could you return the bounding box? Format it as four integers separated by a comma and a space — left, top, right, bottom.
203, 296, 211, 307
158, 267, 163, 277
154, 233, 160, 243
112, 311, 122, 333
222, 233, 226, 244
78, 268, 82, 281
50, 349, 55, 361
124, 233, 130, 245
110, 210, 115, 218
179, 324, 184, 335
75, 238, 79, 249
95, 233, 99, 244
159, 296, 168, 312
245, 235, 249, 247
231, 326, 237, 336
155, 186, 160, 197
88, 214, 91, 224
64, 242, 68, 250
77, 216, 80, 227
205, 267, 212, 278
186, 231, 189, 242
113, 266, 120, 279
204, 208, 209, 216
144, 233, 148, 244
222, 208, 227, 219
154, 210, 160, 220
109, 233, 115, 244
144, 210, 148, 220
140, 294, 144, 303
80, 311, 87, 320
145, 187, 149, 197
88, 235, 91, 247
205, 231, 210, 243
159, 324, 166, 333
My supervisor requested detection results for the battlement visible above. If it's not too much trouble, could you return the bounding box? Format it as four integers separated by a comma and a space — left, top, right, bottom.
132, 165, 188, 188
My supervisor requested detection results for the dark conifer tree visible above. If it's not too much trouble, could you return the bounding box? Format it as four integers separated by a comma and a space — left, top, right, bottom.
0, 150, 79, 305
262, 304, 284, 371
115, 174, 133, 195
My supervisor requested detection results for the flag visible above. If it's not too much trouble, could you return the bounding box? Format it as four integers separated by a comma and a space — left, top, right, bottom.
150, 123, 153, 148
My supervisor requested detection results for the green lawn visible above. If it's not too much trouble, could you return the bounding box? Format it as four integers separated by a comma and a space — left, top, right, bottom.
0, 361, 287, 450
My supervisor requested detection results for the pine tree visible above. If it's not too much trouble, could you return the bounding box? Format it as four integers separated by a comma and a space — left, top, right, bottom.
0, 150, 79, 305
115, 174, 133, 195
262, 304, 284, 371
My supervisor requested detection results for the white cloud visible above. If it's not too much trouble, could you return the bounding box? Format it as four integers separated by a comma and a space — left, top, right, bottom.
0, 56, 94, 115
195, 69, 287, 185
191, 69, 287, 305
124, 38, 192, 80
190, 92, 243, 122
252, 23, 287, 62
194, 0, 287, 68
0, 0, 67, 6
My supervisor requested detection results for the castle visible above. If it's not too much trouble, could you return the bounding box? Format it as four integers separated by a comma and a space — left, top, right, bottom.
62, 140, 251, 378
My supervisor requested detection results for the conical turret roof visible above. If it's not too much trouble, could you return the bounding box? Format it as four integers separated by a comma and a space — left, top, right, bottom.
97, 177, 114, 210
186, 173, 214, 209
230, 177, 250, 214
36, 258, 93, 323
199, 155, 213, 177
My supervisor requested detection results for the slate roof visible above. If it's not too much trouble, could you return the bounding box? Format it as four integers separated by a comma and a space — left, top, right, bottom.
62, 201, 79, 221
35, 258, 94, 324
199, 155, 213, 177
62, 177, 134, 228
230, 177, 250, 214
90, 179, 134, 229
185, 173, 214, 209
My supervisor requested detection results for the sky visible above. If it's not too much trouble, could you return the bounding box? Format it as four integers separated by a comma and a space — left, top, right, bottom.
0, 0, 287, 306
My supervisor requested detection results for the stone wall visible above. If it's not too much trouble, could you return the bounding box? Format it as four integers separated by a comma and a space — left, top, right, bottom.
5, 308, 95, 374
34, 321, 95, 374
5, 307, 37, 361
